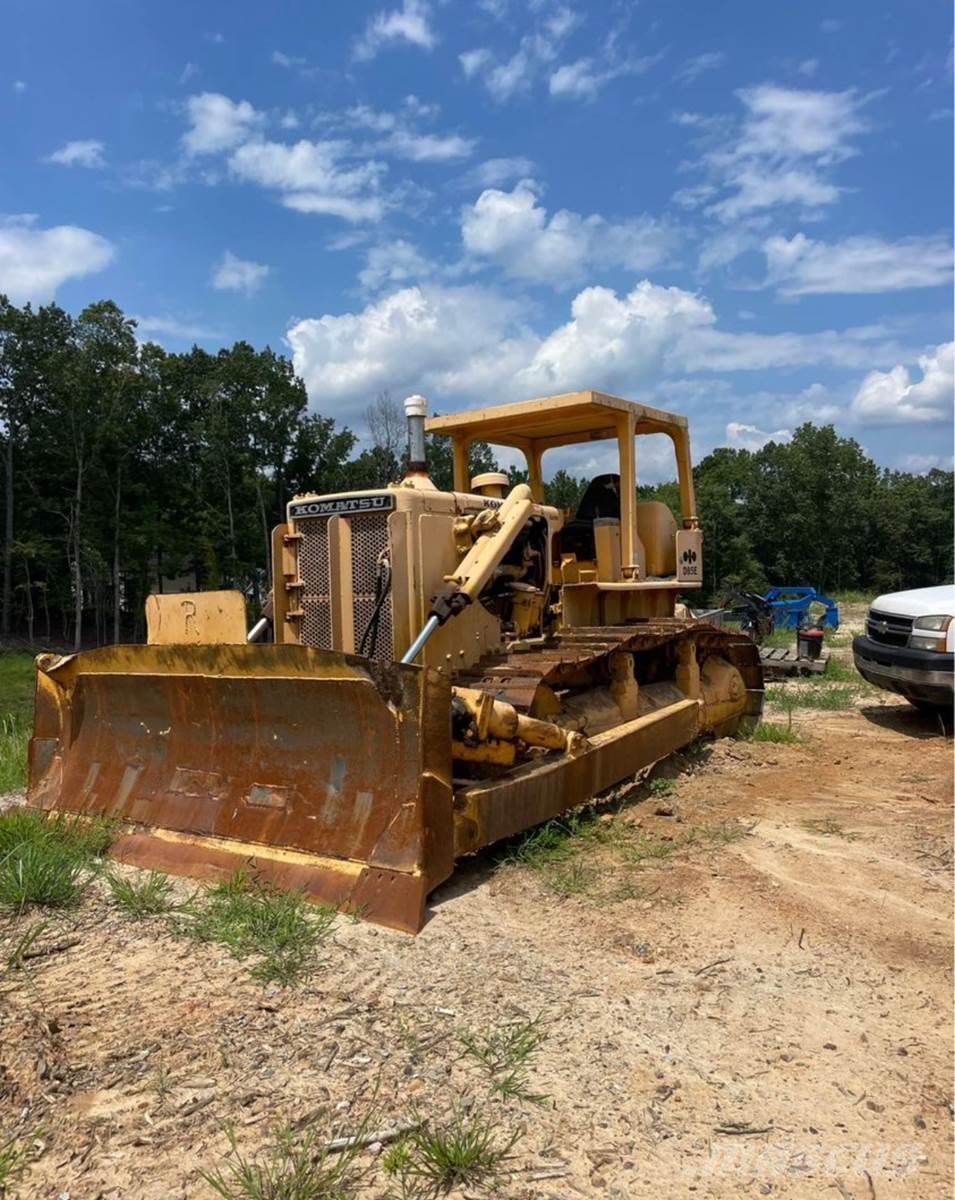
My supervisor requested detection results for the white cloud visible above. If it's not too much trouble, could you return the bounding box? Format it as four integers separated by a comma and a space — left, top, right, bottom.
549, 57, 636, 100
286, 280, 918, 421
763, 232, 953, 295
460, 5, 579, 101
797, 58, 819, 77
679, 85, 873, 222
461, 180, 679, 286
183, 93, 263, 156
178, 62, 199, 85
133, 314, 223, 342
0, 215, 114, 304
45, 139, 106, 168
382, 129, 475, 162
211, 250, 270, 294
850, 342, 954, 425
676, 52, 727, 85
272, 50, 306, 68
897, 453, 954, 473
697, 230, 756, 273
228, 139, 386, 222
13, 80, 26, 94
204, 31, 225, 44
725, 421, 791, 450
359, 239, 433, 290
354, 0, 435, 62
326, 104, 475, 163
460, 156, 535, 188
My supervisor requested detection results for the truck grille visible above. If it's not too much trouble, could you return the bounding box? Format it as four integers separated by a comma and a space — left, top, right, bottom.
866, 610, 913, 648
295, 512, 393, 663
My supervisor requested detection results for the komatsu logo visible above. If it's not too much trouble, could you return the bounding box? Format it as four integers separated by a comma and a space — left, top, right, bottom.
290, 494, 395, 519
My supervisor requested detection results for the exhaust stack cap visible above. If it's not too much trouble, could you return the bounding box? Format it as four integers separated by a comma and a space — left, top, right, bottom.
404, 394, 427, 419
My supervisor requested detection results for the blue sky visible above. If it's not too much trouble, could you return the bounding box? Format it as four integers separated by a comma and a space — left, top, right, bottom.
1, 0, 952, 479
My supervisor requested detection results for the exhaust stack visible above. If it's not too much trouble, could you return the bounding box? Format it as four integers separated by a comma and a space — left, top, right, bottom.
404, 394, 428, 476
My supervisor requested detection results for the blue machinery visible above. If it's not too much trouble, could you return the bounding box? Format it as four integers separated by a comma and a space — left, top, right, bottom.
763, 587, 840, 631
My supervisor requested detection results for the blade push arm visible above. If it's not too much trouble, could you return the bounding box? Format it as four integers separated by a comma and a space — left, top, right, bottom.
401, 483, 535, 664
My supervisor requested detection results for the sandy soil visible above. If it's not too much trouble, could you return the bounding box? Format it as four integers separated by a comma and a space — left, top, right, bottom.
1, 627, 952, 1199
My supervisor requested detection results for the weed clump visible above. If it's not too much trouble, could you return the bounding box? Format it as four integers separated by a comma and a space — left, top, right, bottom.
460, 1016, 548, 1105
0, 810, 111, 911
173, 872, 336, 986
384, 1112, 521, 1196
203, 1121, 368, 1200
108, 870, 176, 918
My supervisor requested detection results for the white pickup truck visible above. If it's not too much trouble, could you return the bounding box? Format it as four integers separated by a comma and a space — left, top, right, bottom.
853, 584, 955, 711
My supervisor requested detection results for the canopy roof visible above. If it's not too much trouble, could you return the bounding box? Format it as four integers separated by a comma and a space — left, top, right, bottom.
426, 390, 687, 453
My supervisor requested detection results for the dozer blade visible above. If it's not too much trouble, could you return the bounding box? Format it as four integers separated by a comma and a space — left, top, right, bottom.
27, 644, 454, 933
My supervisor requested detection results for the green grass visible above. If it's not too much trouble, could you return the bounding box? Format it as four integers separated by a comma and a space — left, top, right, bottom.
203, 1121, 369, 1200
765, 684, 860, 712
0, 1131, 32, 1196
801, 817, 861, 841
460, 1016, 548, 1105
173, 872, 336, 986
761, 628, 796, 649
648, 776, 676, 797
383, 1113, 520, 1196
0, 654, 34, 795
821, 657, 858, 683
107, 870, 176, 918
0, 810, 111, 911
832, 590, 877, 607
743, 721, 801, 745
502, 807, 745, 905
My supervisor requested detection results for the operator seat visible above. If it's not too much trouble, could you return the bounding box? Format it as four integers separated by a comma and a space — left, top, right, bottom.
561, 473, 622, 561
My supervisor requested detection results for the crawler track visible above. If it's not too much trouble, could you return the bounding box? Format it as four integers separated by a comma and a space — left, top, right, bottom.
456, 619, 764, 720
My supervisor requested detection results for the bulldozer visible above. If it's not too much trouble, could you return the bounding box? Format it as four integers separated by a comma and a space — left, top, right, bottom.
27, 390, 763, 932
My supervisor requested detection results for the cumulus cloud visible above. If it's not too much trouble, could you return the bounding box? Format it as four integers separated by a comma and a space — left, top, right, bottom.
850, 342, 954, 425
459, 156, 535, 188
0, 215, 114, 304
678, 85, 872, 222
359, 240, 433, 291
461, 180, 679, 286
45, 139, 106, 168
211, 250, 270, 294
725, 421, 791, 450
228, 139, 386, 222
183, 93, 263, 155
763, 232, 953, 295
285, 280, 706, 419
353, 0, 435, 61
287, 277, 919, 421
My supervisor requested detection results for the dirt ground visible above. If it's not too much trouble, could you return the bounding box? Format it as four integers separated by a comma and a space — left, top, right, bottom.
1, 621, 952, 1199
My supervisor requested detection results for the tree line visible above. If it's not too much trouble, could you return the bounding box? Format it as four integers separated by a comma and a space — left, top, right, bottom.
1, 295, 951, 649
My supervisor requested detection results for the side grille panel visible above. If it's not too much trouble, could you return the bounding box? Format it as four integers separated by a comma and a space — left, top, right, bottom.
295, 511, 394, 663
866, 610, 913, 647
297, 516, 333, 650
350, 514, 393, 662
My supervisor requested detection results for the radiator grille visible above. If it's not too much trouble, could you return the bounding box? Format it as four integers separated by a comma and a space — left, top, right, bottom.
866, 609, 913, 648
294, 511, 393, 663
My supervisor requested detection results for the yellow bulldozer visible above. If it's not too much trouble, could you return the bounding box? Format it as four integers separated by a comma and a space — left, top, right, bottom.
27, 390, 763, 932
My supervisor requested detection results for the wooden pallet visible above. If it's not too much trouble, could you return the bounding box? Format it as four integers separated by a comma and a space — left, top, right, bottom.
759, 646, 830, 678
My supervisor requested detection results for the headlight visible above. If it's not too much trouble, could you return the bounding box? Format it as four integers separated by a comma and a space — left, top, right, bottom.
912, 614, 952, 632
909, 615, 952, 652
